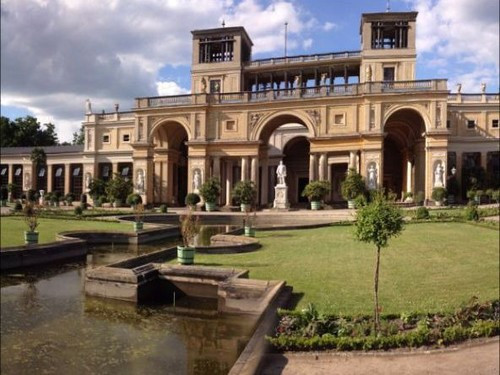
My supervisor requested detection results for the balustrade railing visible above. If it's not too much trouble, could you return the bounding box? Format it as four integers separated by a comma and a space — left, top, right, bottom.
148, 95, 192, 107
246, 50, 361, 67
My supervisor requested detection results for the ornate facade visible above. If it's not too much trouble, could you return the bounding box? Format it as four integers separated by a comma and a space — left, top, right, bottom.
1, 11, 499, 205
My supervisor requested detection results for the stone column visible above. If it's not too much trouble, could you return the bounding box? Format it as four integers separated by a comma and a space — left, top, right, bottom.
241, 156, 249, 181
213, 156, 221, 179
225, 160, 233, 205
47, 165, 53, 192
349, 151, 357, 170
309, 154, 317, 181
250, 156, 258, 183
406, 160, 412, 193
260, 159, 269, 206
112, 162, 119, 177
161, 161, 168, 203
8, 164, 13, 184
327, 162, 333, 201
318, 153, 327, 180
64, 164, 71, 195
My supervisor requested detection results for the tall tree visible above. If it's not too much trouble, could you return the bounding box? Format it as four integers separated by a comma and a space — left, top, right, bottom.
354, 192, 404, 333
72, 125, 85, 145
0, 116, 58, 147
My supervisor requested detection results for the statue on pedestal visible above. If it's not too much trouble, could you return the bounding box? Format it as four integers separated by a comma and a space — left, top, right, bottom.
85, 99, 92, 114
136, 169, 145, 193
193, 169, 201, 192
367, 163, 377, 190
434, 162, 445, 188
276, 160, 287, 186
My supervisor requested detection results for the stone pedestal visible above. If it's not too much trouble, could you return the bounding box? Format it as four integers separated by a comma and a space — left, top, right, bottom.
273, 185, 289, 209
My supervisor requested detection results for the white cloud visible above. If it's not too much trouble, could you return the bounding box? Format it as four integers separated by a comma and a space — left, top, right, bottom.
410, 0, 499, 91
323, 21, 336, 31
1, 0, 316, 141
303, 38, 313, 50
156, 81, 190, 96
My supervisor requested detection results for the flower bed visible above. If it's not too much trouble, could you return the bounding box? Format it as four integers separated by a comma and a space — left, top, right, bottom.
268, 298, 499, 351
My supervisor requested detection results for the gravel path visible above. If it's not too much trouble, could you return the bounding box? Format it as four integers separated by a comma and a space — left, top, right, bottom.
261, 338, 499, 375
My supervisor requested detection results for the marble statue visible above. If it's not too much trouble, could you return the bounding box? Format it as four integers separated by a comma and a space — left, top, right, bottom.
451, 166, 457, 176
481, 83, 486, 93
85, 173, 91, 190
276, 161, 287, 186
136, 169, 145, 193
367, 163, 377, 190
365, 65, 372, 82
293, 75, 302, 88
193, 169, 201, 191
85, 99, 92, 114
434, 162, 445, 187
39, 190, 45, 205
320, 73, 328, 86
114, 103, 119, 112
201, 77, 207, 93
456, 83, 462, 94
24, 172, 31, 191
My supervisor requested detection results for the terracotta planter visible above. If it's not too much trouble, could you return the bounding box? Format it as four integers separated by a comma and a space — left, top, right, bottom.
177, 245, 195, 265
24, 231, 39, 245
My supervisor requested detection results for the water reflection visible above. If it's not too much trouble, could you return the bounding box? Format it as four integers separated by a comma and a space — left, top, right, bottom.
1, 225, 254, 375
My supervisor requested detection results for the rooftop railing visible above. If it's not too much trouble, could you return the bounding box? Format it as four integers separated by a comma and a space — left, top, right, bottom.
447, 93, 500, 103
136, 79, 449, 109
245, 51, 362, 67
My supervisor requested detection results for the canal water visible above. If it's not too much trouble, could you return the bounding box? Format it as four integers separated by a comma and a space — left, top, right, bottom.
0, 225, 257, 375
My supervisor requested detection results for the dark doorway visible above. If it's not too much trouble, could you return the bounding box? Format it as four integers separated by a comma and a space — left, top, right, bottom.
297, 177, 309, 203
383, 138, 403, 198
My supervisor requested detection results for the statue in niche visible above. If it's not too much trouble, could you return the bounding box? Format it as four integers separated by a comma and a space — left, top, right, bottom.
193, 169, 201, 191
481, 82, 486, 93
456, 83, 462, 94
293, 75, 302, 88
367, 163, 377, 190
276, 160, 287, 186
320, 73, 328, 86
85, 173, 91, 190
136, 169, 145, 193
85, 99, 92, 114
365, 65, 372, 82
24, 172, 31, 191
201, 77, 207, 93
434, 162, 445, 188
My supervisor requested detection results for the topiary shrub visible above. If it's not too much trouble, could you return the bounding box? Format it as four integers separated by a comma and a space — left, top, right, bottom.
185, 193, 201, 208
126, 193, 143, 207
341, 168, 366, 201
74, 206, 83, 217
199, 177, 221, 204
159, 204, 168, 213
302, 180, 331, 202
464, 202, 479, 221
232, 180, 257, 206
414, 206, 430, 220
431, 187, 447, 203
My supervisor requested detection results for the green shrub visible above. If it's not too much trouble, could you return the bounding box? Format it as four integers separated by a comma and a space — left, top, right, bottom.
106, 173, 133, 204
431, 187, 447, 202
414, 206, 430, 220
353, 194, 367, 208
232, 180, 257, 205
199, 177, 221, 204
465, 202, 479, 221
126, 193, 143, 207
415, 191, 425, 205
185, 192, 201, 207
492, 190, 500, 203
159, 204, 168, 213
341, 169, 366, 201
302, 180, 331, 202
74, 206, 83, 217
89, 178, 107, 200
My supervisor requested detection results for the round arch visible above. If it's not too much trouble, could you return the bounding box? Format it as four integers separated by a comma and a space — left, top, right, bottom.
250, 110, 317, 142
150, 117, 192, 145
382, 104, 431, 133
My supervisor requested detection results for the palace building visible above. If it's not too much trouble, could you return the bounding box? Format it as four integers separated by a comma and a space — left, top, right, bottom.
1, 11, 499, 206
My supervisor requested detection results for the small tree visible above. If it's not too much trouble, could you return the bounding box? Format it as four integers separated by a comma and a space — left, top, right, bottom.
105, 173, 132, 204
354, 193, 404, 334
179, 209, 200, 247
89, 178, 107, 200
23, 202, 40, 232
341, 168, 366, 201
232, 180, 257, 206
301, 180, 331, 202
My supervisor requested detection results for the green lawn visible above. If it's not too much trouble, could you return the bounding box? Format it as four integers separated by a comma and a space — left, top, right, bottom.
0, 216, 133, 248
189, 222, 499, 315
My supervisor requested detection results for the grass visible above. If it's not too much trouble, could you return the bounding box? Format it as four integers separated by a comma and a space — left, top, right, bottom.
0, 216, 134, 248
188, 222, 499, 315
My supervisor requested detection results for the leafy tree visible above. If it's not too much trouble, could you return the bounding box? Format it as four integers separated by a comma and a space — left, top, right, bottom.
30, 147, 47, 169
354, 192, 405, 334
0, 116, 58, 147
72, 125, 85, 145
105, 173, 133, 203
341, 168, 366, 201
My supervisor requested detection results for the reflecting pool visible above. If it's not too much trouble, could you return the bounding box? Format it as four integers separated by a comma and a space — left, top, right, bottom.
1, 225, 255, 375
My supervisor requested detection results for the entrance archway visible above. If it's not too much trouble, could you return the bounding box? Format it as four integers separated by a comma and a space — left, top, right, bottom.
283, 136, 310, 204
151, 121, 188, 205
383, 109, 426, 199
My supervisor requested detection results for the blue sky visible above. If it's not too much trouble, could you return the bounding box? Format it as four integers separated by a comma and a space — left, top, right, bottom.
1, 0, 498, 142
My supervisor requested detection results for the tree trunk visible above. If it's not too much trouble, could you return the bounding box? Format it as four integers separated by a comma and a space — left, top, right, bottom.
374, 245, 381, 334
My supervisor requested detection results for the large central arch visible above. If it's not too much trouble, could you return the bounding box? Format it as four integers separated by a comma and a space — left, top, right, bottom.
383, 108, 426, 199
151, 120, 189, 205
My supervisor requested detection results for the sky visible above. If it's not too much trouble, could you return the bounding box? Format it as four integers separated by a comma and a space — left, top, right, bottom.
1, 0, 499, 142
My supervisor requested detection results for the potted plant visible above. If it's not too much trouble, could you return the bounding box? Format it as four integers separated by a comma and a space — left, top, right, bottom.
199, 177, 221, 212
7, 183, 18, 201
185, 192, 201, 210
232, 180, 256, 212
466, 189, 477, 203
65, 193, 75, 206
159, 204, 168, 213
0, 185, 8, 207
50, 191, 60, 207
475, 190, 484, 205
23, 202, 39, 245
446, 176, 459, 205
105, 173, 132, 208
244, 210, 257, 237
402, 192, 414, 203
133, 203, 144, 231
301, 180, 331, 210
126, 193, 143, 208
177, 210, 200, 265
89, 178, 107, 202
341, 168, 366, 209
431, 187, 447, 206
